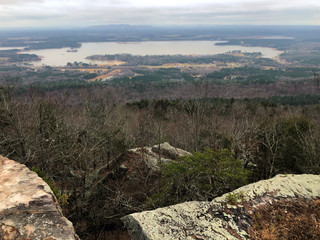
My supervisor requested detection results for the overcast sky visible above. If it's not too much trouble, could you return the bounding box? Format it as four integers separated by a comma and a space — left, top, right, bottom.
0, 0, 319, 28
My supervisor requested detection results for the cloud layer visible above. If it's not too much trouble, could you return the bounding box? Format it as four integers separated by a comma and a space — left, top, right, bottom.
0, 0, 319, 28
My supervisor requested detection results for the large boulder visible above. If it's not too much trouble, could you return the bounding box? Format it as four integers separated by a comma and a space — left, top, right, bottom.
84, 142, 191, 194
86, 142, 191, 189
122, 174, 320, 240
128, 142, 191, 171
0, 156, 79, 240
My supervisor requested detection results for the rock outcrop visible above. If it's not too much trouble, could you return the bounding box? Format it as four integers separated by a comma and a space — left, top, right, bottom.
127, 142, 191, 171
0, 156, 79, 240
70, 142, 191, 228
88, 142, 191, 191
110, 142, 191, 203
122, 174, 320, 240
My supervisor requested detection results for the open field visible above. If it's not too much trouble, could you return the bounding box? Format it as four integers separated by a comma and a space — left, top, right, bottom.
66, 68, 108, 73
95, 61, 126, 66
88, 69, 122, 81
139, 62, 244, 71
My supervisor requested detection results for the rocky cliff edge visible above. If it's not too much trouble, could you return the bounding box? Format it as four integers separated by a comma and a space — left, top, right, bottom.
122, 174, 320, 240
0, 156, 79, 240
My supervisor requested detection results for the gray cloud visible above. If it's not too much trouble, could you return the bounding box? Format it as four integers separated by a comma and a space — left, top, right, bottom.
1, 0, 43, 5
0, 0, 319, 27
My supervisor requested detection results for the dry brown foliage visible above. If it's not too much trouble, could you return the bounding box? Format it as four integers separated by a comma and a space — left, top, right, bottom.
249, 198, 320, 240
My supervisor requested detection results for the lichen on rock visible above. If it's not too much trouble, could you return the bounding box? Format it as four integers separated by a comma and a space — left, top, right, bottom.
122, 174, 320, 240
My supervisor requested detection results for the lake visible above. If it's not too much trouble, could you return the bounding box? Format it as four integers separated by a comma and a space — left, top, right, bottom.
22, 41, 283, 67
0, 47, 24, 51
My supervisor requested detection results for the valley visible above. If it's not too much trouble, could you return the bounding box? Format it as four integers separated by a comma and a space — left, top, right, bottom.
1, 25, 320, 240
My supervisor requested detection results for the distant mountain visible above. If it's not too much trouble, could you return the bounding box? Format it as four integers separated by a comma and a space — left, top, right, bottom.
86, 24, 155, 31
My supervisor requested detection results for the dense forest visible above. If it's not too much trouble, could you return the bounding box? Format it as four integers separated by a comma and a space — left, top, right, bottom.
1, 77, 320, 238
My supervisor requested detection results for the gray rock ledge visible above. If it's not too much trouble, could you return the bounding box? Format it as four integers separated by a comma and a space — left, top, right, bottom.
122, 174, 320, 240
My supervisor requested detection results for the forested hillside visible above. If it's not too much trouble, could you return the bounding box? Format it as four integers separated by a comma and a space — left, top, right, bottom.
1, 79, 320, 238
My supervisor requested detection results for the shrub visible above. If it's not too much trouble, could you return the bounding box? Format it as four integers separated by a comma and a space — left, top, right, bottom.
226, 191, 247, 205
151, 148, 250, 207
32, 167, 60, 197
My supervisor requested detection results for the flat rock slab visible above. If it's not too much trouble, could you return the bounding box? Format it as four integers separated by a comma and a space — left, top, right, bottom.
122, 174, 320, 240
0, 156, 79, 240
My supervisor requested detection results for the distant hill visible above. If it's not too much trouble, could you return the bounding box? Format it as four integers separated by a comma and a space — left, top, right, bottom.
86, 24, 156, 32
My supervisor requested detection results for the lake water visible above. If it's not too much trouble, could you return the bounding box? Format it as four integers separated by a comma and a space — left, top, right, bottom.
0, 47, 24, 51
22, 41, 283, 67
